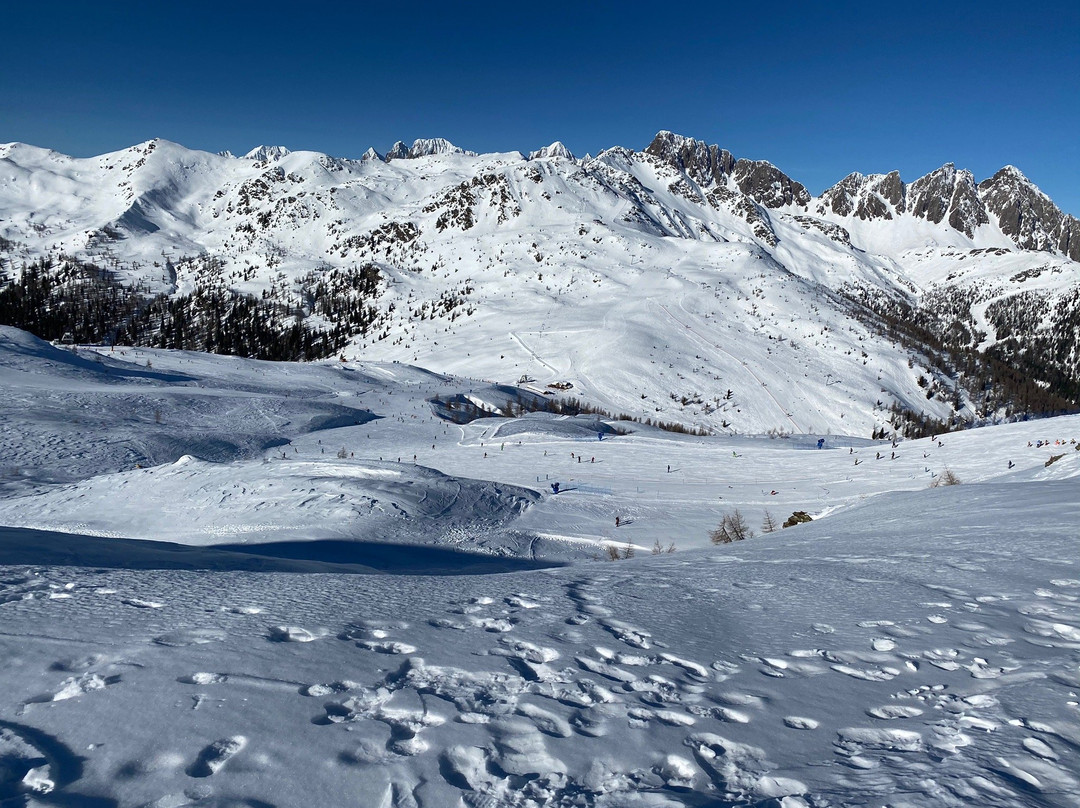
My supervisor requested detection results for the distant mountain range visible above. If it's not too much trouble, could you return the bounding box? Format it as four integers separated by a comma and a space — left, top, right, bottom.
1, 132, 1077, 436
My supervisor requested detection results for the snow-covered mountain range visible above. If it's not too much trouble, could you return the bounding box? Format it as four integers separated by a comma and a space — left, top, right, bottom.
1, 132, 1077, 437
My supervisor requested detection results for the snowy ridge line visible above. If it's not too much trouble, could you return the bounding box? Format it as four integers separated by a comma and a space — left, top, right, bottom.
1, 135, 1078, 437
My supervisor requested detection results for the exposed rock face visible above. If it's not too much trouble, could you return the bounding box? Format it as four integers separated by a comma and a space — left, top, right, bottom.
385, 138, 475, 161
645, 132, 808, 210
385, 141, 411, 161
814, 163, 1077, 255
731, 159, 811, 208
979, 166, 1080, 261
706, 186, 778, 246
644, 131, 734, 189
529, 141, 575, 160
819, 171, 907, 219
244, 145, 291, 163
876, 171, 905, 211
906, 164, 988, 237
792, 215, 851, 246
408, 138, 473, 158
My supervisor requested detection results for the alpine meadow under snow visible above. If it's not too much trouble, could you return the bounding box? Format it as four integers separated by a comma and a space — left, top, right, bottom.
1, 131, 1079, 808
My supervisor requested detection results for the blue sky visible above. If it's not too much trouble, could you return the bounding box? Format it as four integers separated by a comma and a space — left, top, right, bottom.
3, 1, 1078, 213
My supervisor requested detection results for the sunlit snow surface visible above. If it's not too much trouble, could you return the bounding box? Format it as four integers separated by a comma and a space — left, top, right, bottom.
1, 327, 1079, 807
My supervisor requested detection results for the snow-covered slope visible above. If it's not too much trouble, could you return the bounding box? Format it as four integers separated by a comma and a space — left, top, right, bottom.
1, 134, 1077, 438
1, 326, 1079, 807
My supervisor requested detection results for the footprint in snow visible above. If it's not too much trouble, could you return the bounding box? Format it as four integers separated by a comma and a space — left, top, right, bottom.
468, 616, 515, 633
49, 654, 109, 672
357, 640, 418, 654
122, 597, 164, 609
0, 720, 85, 800
866, 705, 924, 720
28, 672, 121, 704
153, 628, 227, 647
598, 619, 651, 650
186, 735, 246, 777
301, 681, 360, 697
340, 619, 410, 640
267, 625, 323, 642
178, 672, 228, 685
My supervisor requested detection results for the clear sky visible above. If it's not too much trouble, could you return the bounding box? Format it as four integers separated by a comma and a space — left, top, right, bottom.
3, 1, 1078, 214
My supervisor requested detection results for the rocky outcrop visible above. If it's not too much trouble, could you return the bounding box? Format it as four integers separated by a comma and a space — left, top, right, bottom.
385, 141, 411, 161
387, 139, 475, 161
529, 141, 575, 160
818, 171, 905, 219
732, 159, 811, 209
244, 145, 291, 163
645, 132, 808, 210
644, 131, 734, 189
906, 164, 988, 237
979, 166, 1080, 261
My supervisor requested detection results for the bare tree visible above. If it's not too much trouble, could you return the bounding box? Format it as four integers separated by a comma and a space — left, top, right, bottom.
761, 510, 779, 534
710, 509, 753, 544
929, 467, 961, 487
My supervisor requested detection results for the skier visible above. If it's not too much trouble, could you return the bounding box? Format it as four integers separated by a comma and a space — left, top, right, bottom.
817, 438, 825, 449
551, 482, 560, 494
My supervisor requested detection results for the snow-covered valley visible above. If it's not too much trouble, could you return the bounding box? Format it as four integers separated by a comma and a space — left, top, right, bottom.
1, 326, 1079, 807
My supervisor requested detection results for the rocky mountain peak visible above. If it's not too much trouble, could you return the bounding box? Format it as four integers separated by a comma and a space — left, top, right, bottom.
979, 165, 1080, 260
243, 145, 291, 162
905, 164, 987, 237
384, 138, 475, 161
817, 171, 905, 219
385, 141, 411, 161
644, 131, 735, 190
528, 141, 575, 160
410, 138, 473, 158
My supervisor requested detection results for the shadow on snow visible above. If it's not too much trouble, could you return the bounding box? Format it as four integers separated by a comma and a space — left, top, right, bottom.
0, 527, 561, 576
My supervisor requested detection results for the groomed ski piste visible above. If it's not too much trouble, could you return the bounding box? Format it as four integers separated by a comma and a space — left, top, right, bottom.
1, 324, 1079, 807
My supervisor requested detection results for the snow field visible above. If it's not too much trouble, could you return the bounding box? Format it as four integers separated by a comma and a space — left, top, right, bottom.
0, 328, 1079, 805
1, 479, 1078, 806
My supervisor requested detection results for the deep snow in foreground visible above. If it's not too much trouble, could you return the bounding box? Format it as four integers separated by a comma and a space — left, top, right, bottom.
1, 328, 1079, 807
